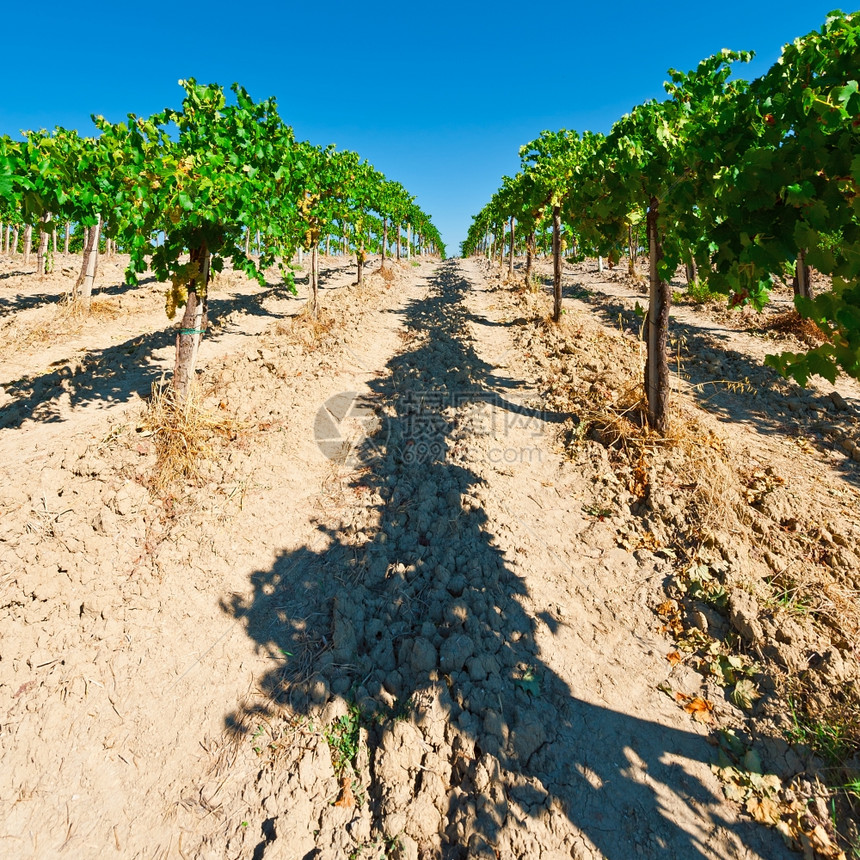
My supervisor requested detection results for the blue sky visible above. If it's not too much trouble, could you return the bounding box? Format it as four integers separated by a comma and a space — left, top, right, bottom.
1, 1, 846, 252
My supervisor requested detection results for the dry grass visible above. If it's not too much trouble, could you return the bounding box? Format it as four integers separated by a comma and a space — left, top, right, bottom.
565, 370, 748, 541
755, 309, 828, 347
142, 379, 243, 494
504, 272, 860, 834
275, 306, 336, 349
376, 264, 396, 284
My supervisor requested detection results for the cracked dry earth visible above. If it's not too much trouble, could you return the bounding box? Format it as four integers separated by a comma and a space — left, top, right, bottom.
1, 255, 844, 859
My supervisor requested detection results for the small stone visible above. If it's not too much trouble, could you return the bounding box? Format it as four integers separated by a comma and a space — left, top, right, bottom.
309, 677, 330, 705
446, 575, 466, 597
444, 600, 469, 627
390, 833, 418, 860
410, 637, 438, 674
466, 656, 487, 682
689, 609, 709, 633
96, 506, 119, 535
439, 634, 474, 673
830, 391, 849, 411
729, 590, 764, 643
813, 648, 849, 684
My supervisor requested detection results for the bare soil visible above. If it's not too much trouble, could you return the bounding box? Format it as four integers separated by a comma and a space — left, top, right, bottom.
0, 251, 857, 859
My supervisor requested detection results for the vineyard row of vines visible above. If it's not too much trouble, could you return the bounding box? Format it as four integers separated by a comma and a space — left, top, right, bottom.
0, 79, 445, 401
463, 10, 860, 431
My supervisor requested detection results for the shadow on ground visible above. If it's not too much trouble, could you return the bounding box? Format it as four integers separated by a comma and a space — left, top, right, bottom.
0, 276, 307, 430
222, 261, 783, 858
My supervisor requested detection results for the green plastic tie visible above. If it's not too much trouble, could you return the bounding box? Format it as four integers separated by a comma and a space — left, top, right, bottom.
179, 328, 206, 335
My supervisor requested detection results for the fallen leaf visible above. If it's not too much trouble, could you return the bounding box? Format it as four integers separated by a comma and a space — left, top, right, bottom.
723, 781, 747, 803
746, 796, 781, 825
515, 667, 541, 697
742, 749, 763, 775
334, 777, 355, 808
683, 696, 714, 724
799, 824, 847, 860
731, 679, 761, 710
666, 651, 683, 666
718, 729, 746, 756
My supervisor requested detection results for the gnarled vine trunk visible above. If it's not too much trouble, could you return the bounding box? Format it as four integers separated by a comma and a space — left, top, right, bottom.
628, 223, 637, 275
173, 243, 211, 404
508, 217, 515, 277
552, 206, 562, 322
23, 225, 33, 267
685, 259, 697, 286
525, 231, 535, 287
76, 216, 101, 310
645, 198, 671, 433
308, 245, 320, 318
381, 218, 388, 269
37, 212, 52, 275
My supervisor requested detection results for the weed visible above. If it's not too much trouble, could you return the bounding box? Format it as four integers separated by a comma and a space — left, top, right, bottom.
787, 697, 855, 764
370, 696, 415, 726
324, 705, 361, 776
142, 378, 244, 493
674, 280, 723, 304
681, 563, 729, 610
389, 695, 414, 723
769, 585, 811, 617
835, 775, 860, 801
